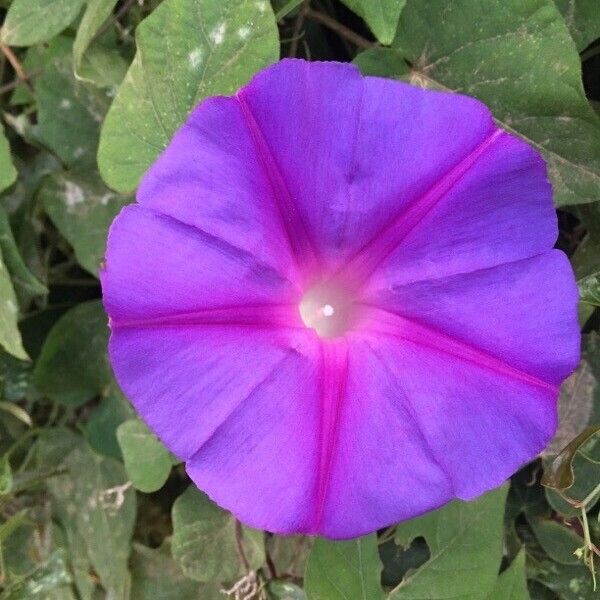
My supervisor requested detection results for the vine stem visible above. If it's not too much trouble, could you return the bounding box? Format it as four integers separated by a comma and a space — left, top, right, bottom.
234, 520, 251, 573
0, 44, 33, 95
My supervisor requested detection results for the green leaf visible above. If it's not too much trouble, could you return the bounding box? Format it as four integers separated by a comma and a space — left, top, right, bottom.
36, 54, 112, 168
46, 440, 136, 597
529, 518, 583, 565
84, 385, 135, 459
130, 542, 222, 600
39, 170, 130, 275
73, 0, 120, 81
390, 484, 509, 599
0, 123, 17, 193
97, 0, 279, 192
355, 0, 600, 207
485, 550, 530, 600
340, 0, 406, 45
117, 418, 175, 493
33, 300, 112, 405
304, 534, 384, 600
0, 453, 12, 494
0, 247, 27, 360
0, 0, 86, 46
171, 486, 265, 583
555, 0, 600, 51
0, 206, 47, 297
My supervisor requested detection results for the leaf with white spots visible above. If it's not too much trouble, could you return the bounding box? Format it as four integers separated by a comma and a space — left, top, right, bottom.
36, 54, 112, 168
97, 0, 280, 192
39, 170, 130, 276
0, 246, 27, 360
44, 436, 136, 597
356, 0, 600, 207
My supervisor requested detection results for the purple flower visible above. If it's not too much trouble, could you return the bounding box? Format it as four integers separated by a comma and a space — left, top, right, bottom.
101, 59, 580, 539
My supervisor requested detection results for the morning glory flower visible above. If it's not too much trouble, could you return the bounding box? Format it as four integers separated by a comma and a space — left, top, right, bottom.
101, 59, 580, 539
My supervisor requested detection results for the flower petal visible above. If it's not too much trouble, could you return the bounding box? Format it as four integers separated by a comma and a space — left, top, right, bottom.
314, 336, 453, 538
238, 59, 497, 273
340, 331, 559, 506
183, 331, 323, 534
101, 205, 299, 323
136, 95, 297, 285
363, 250, 580, 386
109, 324, 318, 466
359, 131, 557, 287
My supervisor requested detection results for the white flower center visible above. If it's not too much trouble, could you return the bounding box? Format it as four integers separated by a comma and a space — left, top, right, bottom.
299, 283, 356, 338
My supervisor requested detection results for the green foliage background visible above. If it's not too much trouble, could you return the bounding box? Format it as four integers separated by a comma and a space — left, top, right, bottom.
0, 0, 599, 598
